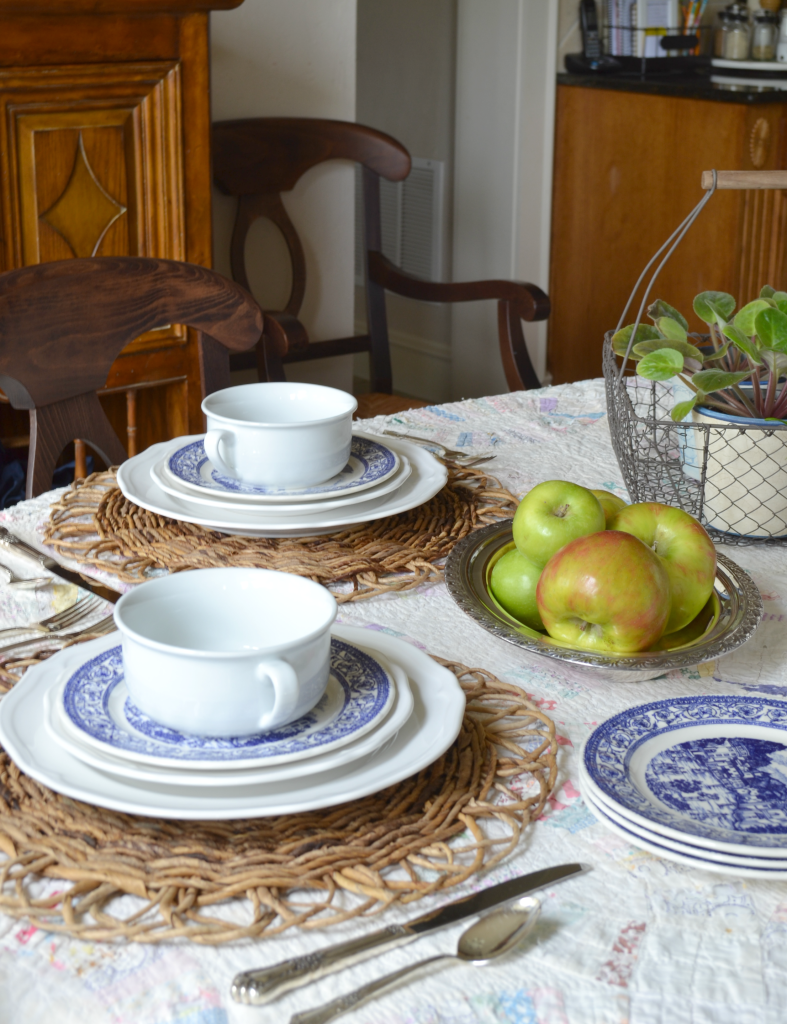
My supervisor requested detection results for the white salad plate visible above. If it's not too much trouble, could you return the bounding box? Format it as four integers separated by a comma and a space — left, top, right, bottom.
151, 445, 412, 514
0, 625, 465, 819
53, 634, 395, 769
164, 432, 400, 502
578, 764, 787, 870
582, 784, 787, 879
45, 644, 414, 787
117, 434, 447, 538
582, 695, 787, 858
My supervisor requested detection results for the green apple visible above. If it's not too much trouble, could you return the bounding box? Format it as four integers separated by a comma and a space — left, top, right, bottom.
591, 489, 627, 527
610, 502, 716, 634
513, 480, 605, 568
489, 548, 545, 631
536, 531, 671, 653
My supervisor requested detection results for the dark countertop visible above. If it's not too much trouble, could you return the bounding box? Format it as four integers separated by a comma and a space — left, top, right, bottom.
558, 66, 787, 104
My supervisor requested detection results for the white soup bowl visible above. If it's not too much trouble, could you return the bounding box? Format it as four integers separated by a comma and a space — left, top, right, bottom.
201, 382, 357, 487
113, 567, 338, 737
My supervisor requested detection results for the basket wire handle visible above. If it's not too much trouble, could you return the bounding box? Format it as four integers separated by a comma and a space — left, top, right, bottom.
616, 169, 718, 381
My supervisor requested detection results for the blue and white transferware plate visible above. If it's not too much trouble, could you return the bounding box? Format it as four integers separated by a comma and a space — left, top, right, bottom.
581, 781, 787, 879
164, 432, 400, 502
58, 638, 395, 770
583, 695, 787, 856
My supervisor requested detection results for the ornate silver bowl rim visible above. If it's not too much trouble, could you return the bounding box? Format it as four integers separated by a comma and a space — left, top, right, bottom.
445, 521, 762, 677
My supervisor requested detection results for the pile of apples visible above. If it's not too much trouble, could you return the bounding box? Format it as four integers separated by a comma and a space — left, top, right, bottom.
489, 480, 717, 654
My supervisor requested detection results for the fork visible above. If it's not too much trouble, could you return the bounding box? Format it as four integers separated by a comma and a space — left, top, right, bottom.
0, 594, 103, 645
0, 613, 117, 660
380, 430, 497, 464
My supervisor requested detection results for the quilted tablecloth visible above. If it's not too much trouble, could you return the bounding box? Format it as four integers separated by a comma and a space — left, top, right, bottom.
0, 378, 784, 1024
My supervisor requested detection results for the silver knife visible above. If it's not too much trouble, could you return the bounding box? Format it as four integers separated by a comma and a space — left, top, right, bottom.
231, 862, 587, 1005
0, 527, 121, 604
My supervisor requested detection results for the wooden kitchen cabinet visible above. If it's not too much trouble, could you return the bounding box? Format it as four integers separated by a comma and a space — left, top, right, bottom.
0, 0, 243, 462
548, 77, 787, 385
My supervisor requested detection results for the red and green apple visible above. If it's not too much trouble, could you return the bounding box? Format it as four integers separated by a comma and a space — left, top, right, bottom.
610, 502, 716, 634
536, 531, 671, 653
591, 489, 627, 527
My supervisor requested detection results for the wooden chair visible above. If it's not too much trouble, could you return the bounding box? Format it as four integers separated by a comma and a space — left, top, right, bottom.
0, 257, 263, 499
212, 118, 550, 418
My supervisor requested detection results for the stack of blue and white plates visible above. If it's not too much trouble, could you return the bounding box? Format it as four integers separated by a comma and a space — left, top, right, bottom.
0, 626, 465, 820
581, 695, 787, 878
116, 430, 447, 538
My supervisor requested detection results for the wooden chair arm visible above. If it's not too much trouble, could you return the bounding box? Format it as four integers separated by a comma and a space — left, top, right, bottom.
367, 252, 550, 321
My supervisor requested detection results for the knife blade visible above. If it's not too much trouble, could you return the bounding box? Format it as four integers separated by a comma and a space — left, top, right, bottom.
0, 527, 121, 604
231, 862, 587, 1006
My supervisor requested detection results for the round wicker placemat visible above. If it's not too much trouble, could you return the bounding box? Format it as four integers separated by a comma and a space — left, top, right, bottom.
42, 462, 518, 601
0, 658, 557, 944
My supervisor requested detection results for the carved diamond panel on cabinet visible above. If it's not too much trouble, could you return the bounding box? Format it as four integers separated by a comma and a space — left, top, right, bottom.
1, 61, 187, 355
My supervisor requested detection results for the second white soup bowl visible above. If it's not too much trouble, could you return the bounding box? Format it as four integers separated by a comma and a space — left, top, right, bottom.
113, 568, 338, 738
201, 382, 358, 488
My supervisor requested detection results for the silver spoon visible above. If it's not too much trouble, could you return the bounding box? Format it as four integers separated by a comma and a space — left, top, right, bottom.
290, 896, 541, 1024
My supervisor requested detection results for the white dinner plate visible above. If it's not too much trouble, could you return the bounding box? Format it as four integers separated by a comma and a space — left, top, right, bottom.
55, 635, 395, 768
582, 785, 787, 879
151, 446, 412, 514
582, 694, 787, 858
0, 626, 465, 819
163, 432, 401, 502
45, 645, 414, 787
117, 435, 447, 538
578, 764, 787, 869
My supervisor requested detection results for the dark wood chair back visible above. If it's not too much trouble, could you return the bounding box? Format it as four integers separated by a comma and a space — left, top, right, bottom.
0, 257, 263, 497
212, 117, 549, 410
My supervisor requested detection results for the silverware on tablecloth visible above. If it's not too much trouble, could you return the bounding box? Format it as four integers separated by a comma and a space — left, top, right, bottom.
0, 528, 121, 604
379, 430, 496, 465
0, 594, 103, 646
231, 862, 586, 1006
0, 612, 116, 660
290, 896, 541, 1024
0, 561, 52, 590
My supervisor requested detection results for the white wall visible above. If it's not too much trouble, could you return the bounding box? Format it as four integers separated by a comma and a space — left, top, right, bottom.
452, 0, 558, 400
211, 0, 357, 391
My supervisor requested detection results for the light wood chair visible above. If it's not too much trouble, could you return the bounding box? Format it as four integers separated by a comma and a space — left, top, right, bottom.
212, 117, 550, 418
0, 257, 263, 498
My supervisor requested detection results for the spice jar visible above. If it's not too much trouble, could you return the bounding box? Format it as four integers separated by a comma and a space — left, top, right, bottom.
723, 6, 751, 60
778, 8, 787, 62
715, 9, 731, 55
752, 10, 778, 60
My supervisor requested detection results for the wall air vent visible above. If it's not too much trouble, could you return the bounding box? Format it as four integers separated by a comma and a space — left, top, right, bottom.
355, 157, 445, 286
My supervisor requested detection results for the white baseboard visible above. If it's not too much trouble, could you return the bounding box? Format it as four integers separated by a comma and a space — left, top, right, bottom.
353, 324, 451, 402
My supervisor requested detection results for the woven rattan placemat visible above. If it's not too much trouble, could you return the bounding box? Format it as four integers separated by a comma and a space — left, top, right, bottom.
0, 658, 557, 944
42, 462, 518, 601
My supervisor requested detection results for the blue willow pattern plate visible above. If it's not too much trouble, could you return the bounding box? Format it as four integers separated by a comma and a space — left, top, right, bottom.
583, 696, 787, 849
60, 639, 393, 766
166, 435, 398, 499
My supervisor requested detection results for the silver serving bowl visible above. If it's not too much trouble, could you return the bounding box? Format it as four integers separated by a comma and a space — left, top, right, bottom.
445, 521, 762, 683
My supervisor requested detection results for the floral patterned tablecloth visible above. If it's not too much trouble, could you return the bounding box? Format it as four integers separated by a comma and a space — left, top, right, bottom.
0, 378, 784, 1024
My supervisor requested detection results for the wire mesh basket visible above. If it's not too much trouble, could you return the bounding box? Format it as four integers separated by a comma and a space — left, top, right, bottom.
604, 169, 787, 545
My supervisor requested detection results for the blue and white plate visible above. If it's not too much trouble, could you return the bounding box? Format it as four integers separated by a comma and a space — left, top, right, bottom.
582, 783, 787, 879
582, 695, 787, 857
58, 638, 395, 770
164, 432, 400, 503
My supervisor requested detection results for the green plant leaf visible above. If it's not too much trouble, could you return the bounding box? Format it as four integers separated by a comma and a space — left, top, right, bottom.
691, 369, 752, 393
722, 323, 762, 363
655, 316, 688, 342
733, 299, 771, 338
671, 395, 700, 421
693, 291, 735, 325
611, 324, 662, 358
761, 285, 776, 299
647, 299, 689, 331
761, 349, 787, 376
703, 340, 732, 363
755, 307, 787, 353
637, 348, 684, 380
633, 337, 702, 360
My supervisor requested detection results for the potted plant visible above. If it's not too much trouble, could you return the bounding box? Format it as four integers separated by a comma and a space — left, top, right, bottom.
610, 287, 787, 538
